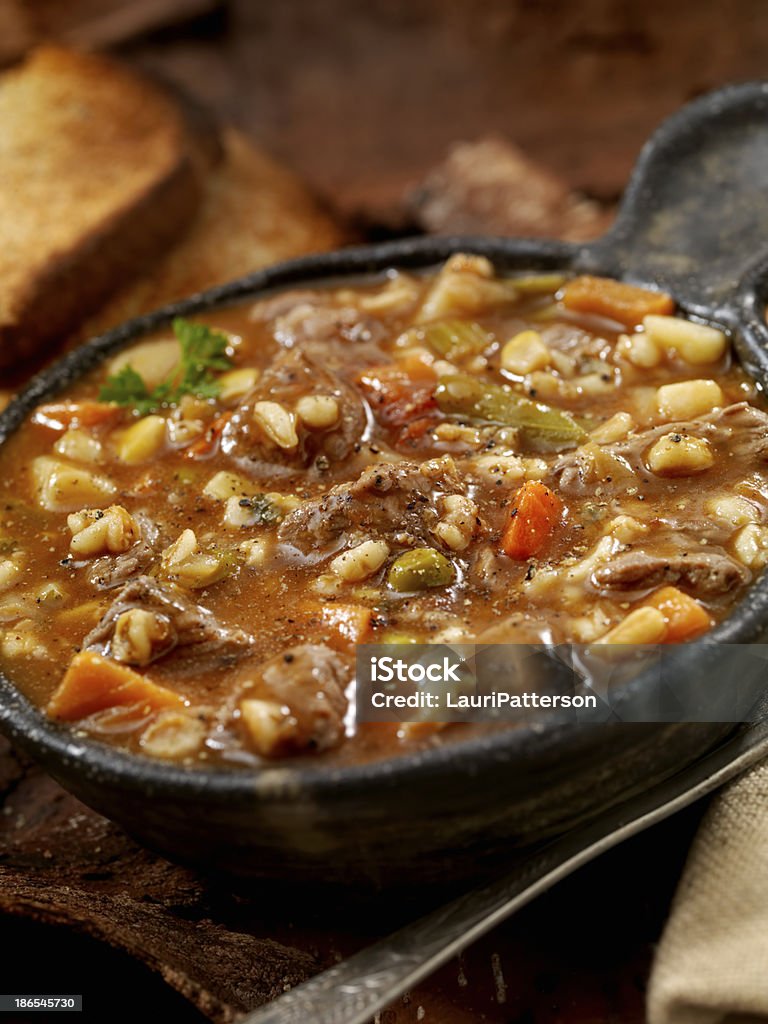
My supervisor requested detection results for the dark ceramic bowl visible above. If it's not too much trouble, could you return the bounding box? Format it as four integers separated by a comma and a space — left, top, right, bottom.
2, 84, 768, 884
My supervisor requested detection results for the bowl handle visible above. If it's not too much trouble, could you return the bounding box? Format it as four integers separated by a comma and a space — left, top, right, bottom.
584, 82, 768, 321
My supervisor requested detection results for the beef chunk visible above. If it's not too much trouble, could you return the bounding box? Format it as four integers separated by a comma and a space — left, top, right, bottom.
554, 402, 768, 496
87, 539, 155, 590
592, 547, 749, 597
240, 643, 349, 756
222, 348, 367, 479
84, 576, 253, 673
277, 458, 463, 558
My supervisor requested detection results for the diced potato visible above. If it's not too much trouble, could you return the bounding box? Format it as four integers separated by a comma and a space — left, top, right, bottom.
54, 429, 103, 463
253, 401, 299, 450
296, 394, 340, 430
203, 470, 255, 501
656, 380, 723, 420
646, 434, 714, 476
68, 505, 140, 557
617, 331, 662, 368
590, 412, 634, 444
116, 415, 167, 465
705, 494, 761, 527
733, 524, 768, 569
500, 330, 551, 375
47, 650, 183, 720
330, 539, 390, 582
109, 337, 180, 390
32, 457, 116, 512
112, 608, 173, 666
223, 496, 254, 529
239, 698, 291, 757
525, 369, 562, 400
643, 315, 727, 365
268, 492, 302, 514
218, 367, 260, 402
140, 709, 206, 760
0, 558, 21, 593
238, 538, 271, 567
596, 606, 668, 644
572, 372, 616, 397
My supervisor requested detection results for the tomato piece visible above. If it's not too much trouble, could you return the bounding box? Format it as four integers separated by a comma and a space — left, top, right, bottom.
396, 414, 441, 450
358, 363, 437, 428
561, 275, 674, 328
501, 480, 563, 560
184, 411, 232, 459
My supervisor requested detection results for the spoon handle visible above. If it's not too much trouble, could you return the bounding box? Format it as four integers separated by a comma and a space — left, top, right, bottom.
243, 717, 768, 1024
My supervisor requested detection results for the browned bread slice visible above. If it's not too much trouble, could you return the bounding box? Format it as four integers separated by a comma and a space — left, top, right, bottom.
0, 44, 219, 369
75, 127, 347, 338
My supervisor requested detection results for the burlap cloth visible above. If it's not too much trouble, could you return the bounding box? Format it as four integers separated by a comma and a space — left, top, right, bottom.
648, 761, 768, 1023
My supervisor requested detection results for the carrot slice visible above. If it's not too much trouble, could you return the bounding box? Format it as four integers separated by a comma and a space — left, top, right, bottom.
501, 480, 563, 560
184, 411, 232, 459
47, 650, 184, 721
34, 401, 123, 431
322, 603, 373, 649
644, 586, 713, 643
561, 275, 674, 328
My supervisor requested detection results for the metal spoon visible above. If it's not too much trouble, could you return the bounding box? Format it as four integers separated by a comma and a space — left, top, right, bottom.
243, 711, 768, 1024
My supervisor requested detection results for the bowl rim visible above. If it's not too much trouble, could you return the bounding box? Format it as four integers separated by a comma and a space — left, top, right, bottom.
1, 234, 767, 804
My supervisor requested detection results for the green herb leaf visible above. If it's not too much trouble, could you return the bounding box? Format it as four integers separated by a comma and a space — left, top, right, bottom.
98, 365, 153, 413
98, 318, 233, 413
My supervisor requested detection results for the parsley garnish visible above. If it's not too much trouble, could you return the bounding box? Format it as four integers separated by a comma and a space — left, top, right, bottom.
99, 318, 233, 415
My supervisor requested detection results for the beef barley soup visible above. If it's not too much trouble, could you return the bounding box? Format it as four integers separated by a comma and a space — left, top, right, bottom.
0, 255, 766, 767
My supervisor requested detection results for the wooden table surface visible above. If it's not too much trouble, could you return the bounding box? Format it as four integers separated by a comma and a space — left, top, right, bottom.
3, 2, 768, 1020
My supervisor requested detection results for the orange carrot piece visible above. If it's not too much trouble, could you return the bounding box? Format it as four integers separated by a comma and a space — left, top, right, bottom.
33, 401, 123, 431
561, 275, 674, 328
322, 603, 373, 649
47, 650, 184, 721
644, 586, 713, 643
501, 480, 563, 560
184, 411, 232, 459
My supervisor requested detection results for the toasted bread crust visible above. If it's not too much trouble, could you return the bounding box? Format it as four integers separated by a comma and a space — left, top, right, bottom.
0, 45, 218, 367
75, 128, 347, 338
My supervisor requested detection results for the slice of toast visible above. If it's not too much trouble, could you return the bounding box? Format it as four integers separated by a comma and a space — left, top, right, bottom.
74, 126, 347, 339
0, 45, 219, 369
